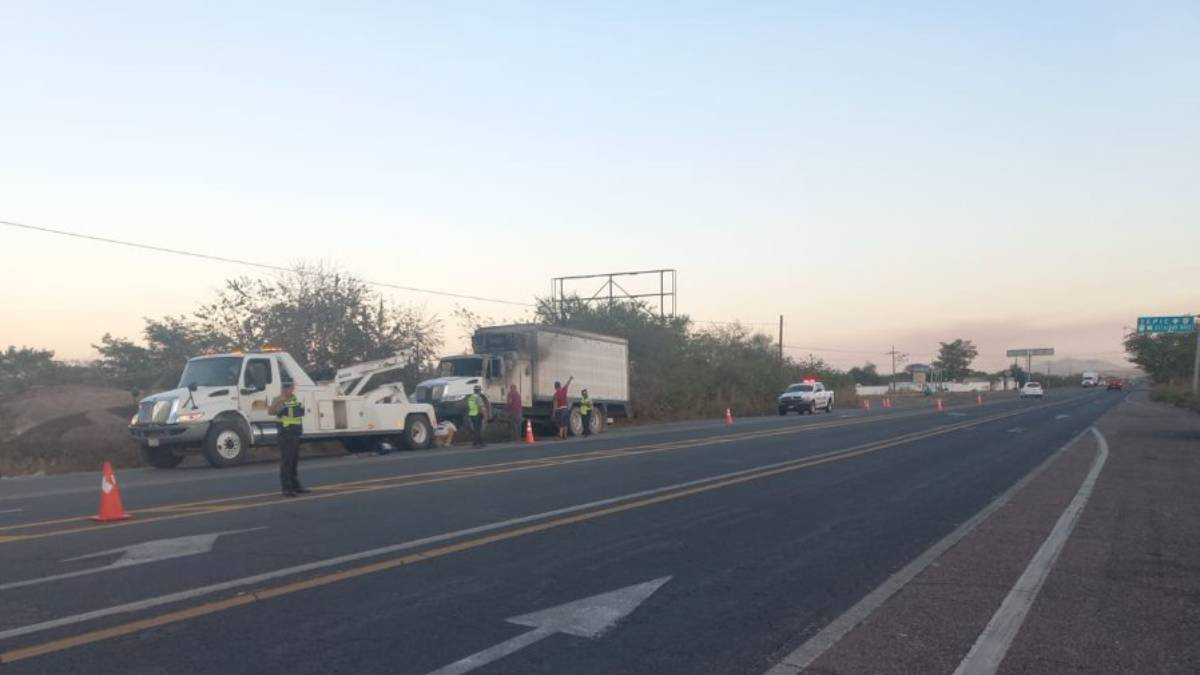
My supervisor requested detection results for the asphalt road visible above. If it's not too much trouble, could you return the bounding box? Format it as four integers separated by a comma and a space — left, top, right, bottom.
0, 388, 1125, 673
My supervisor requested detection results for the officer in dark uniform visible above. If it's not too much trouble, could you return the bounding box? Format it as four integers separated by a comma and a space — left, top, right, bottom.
269, 382, 308, 497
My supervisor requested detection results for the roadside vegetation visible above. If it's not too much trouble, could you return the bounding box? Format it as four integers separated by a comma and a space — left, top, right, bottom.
1125, 330, 1200, 413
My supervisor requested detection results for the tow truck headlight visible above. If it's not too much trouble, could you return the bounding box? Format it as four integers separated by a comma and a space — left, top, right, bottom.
130, 414, 138, 426
176, 410, 207, 424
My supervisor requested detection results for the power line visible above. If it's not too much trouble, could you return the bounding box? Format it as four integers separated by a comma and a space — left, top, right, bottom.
0, 219, 536, 307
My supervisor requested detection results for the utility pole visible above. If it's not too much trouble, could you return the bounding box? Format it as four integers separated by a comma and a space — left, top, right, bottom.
886, 345, 906, 394
778, 315, 784, 361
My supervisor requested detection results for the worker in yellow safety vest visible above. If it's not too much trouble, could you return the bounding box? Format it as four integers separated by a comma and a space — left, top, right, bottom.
579, 388, 593, 437
466, 385, 487, 448
269, 382, 308, 497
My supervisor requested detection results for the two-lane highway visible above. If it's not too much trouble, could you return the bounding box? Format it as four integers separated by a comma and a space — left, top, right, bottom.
0, 388, 1122, 673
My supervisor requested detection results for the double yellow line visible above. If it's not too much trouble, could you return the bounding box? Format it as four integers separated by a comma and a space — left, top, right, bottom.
0, 408, 939, 545
0, 401, 1064, 663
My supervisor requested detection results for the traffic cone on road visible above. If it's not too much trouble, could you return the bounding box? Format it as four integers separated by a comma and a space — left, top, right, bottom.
524, 420, 536, 444
92, 461, 131, 522
725, 408, 734, 425
862, 399, 871, 410
936, 398, 944, 412
976, 394, 983, 405
883, 398, 891, 409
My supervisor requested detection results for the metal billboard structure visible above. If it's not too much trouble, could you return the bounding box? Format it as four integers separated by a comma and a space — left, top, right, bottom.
1006, 347, 1055, 378
550, 269, 677, 320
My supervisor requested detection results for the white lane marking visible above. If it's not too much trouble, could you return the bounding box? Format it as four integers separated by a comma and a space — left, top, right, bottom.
763, 427, 1095, 674
948, 412, 968, 417
1055, 414, 1070, 420
1006, 428, 1023, 433
0, 528, 266, 592
0, 445, 905, 643
953, 426, 1109, 675
0, 509, 23, 515
428, 577, 670, 675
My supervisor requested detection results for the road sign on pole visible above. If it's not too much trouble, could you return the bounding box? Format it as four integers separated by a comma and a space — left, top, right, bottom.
1136, 315, 1196, 335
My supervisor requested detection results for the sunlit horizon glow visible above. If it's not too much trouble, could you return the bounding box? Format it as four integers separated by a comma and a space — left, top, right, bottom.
2, 2, 1196, 374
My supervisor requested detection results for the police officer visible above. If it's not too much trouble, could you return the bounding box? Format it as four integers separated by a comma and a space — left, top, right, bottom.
466, 385, 487, 448
269, 382, 308, 497
579, 388, 594, 437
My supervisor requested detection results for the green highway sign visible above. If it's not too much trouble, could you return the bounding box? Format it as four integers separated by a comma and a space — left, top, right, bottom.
1137, 315, 1196, 334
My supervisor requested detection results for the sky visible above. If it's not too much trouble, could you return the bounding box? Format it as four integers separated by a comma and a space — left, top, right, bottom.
2, 1, 1197, 373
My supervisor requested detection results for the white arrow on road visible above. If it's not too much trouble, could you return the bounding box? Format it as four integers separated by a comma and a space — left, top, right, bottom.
428, 576, 671, 675
0, 527, 264, 592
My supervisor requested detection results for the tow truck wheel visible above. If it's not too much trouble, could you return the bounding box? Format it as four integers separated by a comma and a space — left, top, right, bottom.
141, 445, 184, 469
403, 415, 433, 451
203, 419, 249, 468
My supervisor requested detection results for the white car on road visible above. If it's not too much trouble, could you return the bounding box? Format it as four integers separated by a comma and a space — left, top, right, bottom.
1020, 382, 1045, 399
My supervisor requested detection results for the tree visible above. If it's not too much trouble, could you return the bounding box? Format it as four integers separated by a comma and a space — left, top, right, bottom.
95, 316, 232, 392
933, 339, 979, 382
1124, 331, 1195, 384
849, 362, 885, 385
194, 263, 441, 379
0, 346, 58, 396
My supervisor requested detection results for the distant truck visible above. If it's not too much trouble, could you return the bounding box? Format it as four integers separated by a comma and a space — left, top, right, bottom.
777, 380, 835, 415
1081, 371, 1100, 387
128, 349, 437, 468
415, 324, 630, 436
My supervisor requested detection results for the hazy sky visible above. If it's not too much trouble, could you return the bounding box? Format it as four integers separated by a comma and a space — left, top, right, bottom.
2, 1, 1197, 372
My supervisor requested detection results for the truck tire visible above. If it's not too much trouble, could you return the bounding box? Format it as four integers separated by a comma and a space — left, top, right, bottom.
141, 445, 184, 469
567, 407, 584, 437
825, 399, 834, 413
403, 415, 433, 450
778, 407, 788, 416
203, 419, 250, 468
583, 409, 602, 435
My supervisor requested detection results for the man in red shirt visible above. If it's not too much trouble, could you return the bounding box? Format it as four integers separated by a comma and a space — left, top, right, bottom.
553, 375, 574, 439
506, 384, 524, 442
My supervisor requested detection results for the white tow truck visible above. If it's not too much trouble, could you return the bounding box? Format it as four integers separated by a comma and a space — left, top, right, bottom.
128, 349, 437, 468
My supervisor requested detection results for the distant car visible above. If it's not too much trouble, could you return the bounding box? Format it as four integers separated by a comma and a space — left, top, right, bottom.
777, 380, 834, 415
1020, 382, 1045, 399
1107, 379, 1123, 391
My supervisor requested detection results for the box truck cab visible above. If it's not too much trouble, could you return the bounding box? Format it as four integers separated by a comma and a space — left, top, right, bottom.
128, 349, 437, 468
415, 325, 630, 436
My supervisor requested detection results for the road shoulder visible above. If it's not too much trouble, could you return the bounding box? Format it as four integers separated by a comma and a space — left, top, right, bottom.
775, 391, 1200, 674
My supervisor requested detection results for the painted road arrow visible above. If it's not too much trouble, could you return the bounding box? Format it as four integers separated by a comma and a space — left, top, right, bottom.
428, 576, 672, 675
0, 527, 264, 592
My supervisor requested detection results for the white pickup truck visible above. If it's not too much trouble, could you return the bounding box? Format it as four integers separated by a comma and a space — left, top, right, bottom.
128, 349, 437, 468
777, 380, 835, 415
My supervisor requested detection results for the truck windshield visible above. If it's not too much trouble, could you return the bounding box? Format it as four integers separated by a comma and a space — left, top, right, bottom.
178, 357, 244, 388
438, 358, 483, 377
786, 384, 814, 393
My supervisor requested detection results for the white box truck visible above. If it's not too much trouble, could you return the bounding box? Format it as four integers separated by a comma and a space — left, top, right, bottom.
128, 349, 437, 468
415, 324, 630, 436
1081, 371, 1099, 387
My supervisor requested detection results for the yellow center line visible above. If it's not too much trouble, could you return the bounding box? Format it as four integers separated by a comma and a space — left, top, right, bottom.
0, 399, 1053, 544
0, 403, 1043, 664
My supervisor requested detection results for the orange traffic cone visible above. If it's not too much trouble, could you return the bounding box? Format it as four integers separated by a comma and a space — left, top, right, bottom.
976, 394, 983, 405
725, 408, 734, 425
92, 461, 131, 522
863, 399, 871, 410
524, 420, 536, 444
936, 398, 944, 412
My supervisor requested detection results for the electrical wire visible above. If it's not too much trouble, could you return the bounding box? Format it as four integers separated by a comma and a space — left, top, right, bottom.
0, 219, 537, 307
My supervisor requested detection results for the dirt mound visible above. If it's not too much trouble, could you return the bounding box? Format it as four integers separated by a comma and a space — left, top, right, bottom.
0, 385, 140, 477
0, 384, 136, 440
